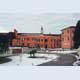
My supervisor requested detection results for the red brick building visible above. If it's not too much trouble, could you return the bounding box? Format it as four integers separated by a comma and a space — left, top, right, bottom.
12, 30, 61, 49
0, 26, 76, 49
61, 26, 75, 49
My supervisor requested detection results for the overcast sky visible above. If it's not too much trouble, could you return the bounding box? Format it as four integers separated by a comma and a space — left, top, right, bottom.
0, 13, 80, 34
0, 0, 80, 34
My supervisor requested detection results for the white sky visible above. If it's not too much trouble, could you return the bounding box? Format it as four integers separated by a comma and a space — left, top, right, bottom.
0, 13, 80, 34
0, 0, 80, 34
0, 0, 80, 13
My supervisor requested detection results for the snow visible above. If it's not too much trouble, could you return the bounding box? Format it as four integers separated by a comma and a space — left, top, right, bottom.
50, 50, 77, 54
0, 49, 78, 66
73, 60, 80, 66
0, 53, 58, 66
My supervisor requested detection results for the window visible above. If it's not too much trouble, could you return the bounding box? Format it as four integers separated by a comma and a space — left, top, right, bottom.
21, 38, 25, 41
37, 39, 40, 42
22, 43, 24, 47
67, 37, 69, 40
59, 40, 61, 42
17, 38, 20, 40
32, 38, 40, 42
32, 38, 35, 41
17, 41, 20, 46
45, 44, 48, 48
72, 29, 75, 33
51, 39, 53, 42
62, 31, 64, 34
27, 43, 30, 47
67, 30, 69, 33
27, 38, 30, 41
41, 39, 43, 42
45, 39, 48, 42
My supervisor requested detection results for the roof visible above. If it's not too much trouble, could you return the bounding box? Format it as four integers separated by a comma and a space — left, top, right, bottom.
44, 34, 61, 36
18, 33, 61, 37
18, 33, 41, 36
61, 26, 76, 31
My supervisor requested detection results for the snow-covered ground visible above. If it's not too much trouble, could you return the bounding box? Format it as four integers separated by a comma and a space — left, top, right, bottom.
50, 50, 77, 54
0, 49, 78, 66
0, 53, 58, 66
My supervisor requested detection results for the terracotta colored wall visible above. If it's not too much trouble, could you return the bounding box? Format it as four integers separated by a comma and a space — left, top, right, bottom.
61, 27, 75, 49
12, 34, 61, 49
52, 36, 61, 48
12, 27, 76, 49
0, 26, 76, 49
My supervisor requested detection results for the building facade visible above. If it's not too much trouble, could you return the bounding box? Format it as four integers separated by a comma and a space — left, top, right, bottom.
12, 32, 61, 49
0, 26, 76, 49
61, 26, 75, 49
